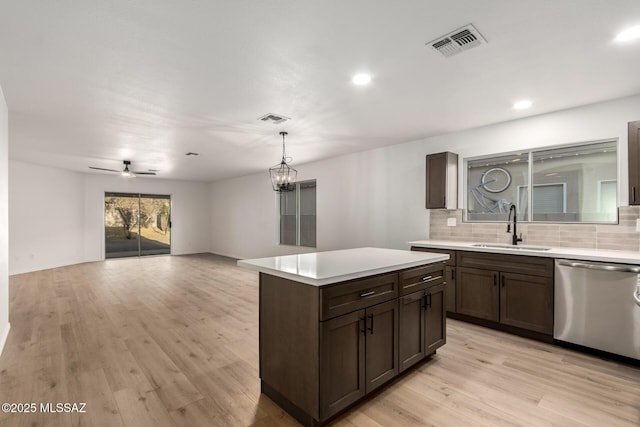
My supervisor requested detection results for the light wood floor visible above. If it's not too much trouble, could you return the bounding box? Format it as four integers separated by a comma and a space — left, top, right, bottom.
0, 254, 638, 427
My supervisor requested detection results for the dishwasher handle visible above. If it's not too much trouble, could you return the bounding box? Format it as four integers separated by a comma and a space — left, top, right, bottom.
557, 259, 640, 274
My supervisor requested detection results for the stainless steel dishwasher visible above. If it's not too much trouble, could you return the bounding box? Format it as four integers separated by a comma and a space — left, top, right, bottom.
554, 259, 640, 361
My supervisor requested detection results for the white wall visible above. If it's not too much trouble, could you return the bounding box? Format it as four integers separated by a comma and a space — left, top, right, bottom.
0, 85, 9, 354
210, 94, 640, 259
9, 162, 211, 275
210, 131, 429, 259
9, 161, 85, 274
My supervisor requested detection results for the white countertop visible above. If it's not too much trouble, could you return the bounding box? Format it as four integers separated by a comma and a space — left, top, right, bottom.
408, 240, 640, 265
237, 247, 449, 286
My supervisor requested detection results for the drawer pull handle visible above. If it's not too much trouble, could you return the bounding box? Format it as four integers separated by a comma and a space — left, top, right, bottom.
360, 291, 375, 297
421, 275, 433, 282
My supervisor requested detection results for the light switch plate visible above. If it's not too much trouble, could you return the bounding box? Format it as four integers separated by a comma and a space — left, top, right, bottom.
636, 218, 640, 232
447, 218, 456, 227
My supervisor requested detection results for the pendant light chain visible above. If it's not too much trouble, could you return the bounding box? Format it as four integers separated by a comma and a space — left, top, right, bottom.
281, 131, 288, 162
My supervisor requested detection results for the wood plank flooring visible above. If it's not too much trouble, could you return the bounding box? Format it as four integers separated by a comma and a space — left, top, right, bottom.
0, 254, 638, 426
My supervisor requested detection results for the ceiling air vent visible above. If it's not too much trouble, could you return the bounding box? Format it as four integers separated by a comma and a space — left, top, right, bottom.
427, 24, 486, 58
258, 113, 290, 124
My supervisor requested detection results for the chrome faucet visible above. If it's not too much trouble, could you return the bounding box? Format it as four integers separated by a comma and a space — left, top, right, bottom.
506, 205, 523, 246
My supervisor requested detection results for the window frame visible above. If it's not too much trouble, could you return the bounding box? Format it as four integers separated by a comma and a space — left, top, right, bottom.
278, 179, 317, 248
463, 138, 619, 224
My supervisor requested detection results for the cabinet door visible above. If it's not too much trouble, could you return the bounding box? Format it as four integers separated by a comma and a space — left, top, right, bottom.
320, 309, 365, 420
456, 267, 499, 321
425, 283, 446, 354
500, 272, 553, 334
629, 121, 640, 205
426, 153, 447, 209
445, 266, 456, 313
398, 291, 425, 373
365, 299, 399, 393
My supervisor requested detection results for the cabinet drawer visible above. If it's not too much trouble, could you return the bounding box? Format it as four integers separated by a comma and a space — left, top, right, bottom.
320, 273, 398, 321
457, 251, 553, 277
399, 263, 446, 296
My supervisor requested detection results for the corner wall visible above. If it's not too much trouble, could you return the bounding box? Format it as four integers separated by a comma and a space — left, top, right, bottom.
0, 85, 9, 354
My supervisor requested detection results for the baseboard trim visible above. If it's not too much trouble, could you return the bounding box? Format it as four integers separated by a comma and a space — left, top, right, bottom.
0, 322, 10, 357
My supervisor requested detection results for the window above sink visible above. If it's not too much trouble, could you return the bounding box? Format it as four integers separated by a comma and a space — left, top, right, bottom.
465, 139, 618, 224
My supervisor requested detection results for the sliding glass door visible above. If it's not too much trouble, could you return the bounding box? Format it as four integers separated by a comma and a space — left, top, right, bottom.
104, 192, 171, 258
139, 194, 171, 256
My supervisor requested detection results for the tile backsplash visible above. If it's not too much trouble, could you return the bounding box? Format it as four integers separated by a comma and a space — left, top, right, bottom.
429, 206, 640, 252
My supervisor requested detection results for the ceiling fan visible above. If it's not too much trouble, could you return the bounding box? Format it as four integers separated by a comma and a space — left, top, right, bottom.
89, 160, 156, 177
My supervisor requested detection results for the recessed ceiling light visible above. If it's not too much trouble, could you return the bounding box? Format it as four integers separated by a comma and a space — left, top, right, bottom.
513, 100, 533, 110
615, 25, 640, 42
352, 73, 372, 85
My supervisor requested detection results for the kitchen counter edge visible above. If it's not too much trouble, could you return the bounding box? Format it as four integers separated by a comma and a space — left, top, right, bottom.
408, 240, 640, 264
238, 247, 449, 287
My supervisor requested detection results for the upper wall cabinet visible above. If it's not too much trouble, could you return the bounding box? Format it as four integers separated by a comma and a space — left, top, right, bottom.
629, 121, 640, 205
426, 152, 458, 209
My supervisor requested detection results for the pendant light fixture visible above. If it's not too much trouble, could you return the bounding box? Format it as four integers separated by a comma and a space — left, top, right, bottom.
269, 131, 297, 192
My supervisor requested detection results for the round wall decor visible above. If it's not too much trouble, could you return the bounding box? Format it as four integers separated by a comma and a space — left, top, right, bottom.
480, 167, 511, 193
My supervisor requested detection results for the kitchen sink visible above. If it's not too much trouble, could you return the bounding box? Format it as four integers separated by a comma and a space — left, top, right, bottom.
471, 243, 552, 251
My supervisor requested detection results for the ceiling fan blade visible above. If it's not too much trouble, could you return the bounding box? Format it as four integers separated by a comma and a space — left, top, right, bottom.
132, 171, 157, 175
89, 167, 120, 172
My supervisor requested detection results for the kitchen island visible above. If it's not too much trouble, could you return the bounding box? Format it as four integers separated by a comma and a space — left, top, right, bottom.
238, 247, 449, 426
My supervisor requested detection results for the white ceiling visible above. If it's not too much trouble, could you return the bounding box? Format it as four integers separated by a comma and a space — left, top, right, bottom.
1, 1, 639, 182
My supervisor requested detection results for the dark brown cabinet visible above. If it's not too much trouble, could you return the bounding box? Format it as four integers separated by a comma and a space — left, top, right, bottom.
629, 121, 640, 205
364, 299, 399, 393
398, 291, 424, 372
424, 283, 446, 353
320, 309, 365, 419
426, 152, 458, 209
320, 290, 399, 419
411, 247, 555, 341
499, 272, 553, 334
411, 247, 457, 314
444, 265, 456, 313
260, 261, 444, 426
321, 298, 399, 419
399, 282, 446, 373
456, 267, 499, 321
456, 251, 554, 336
